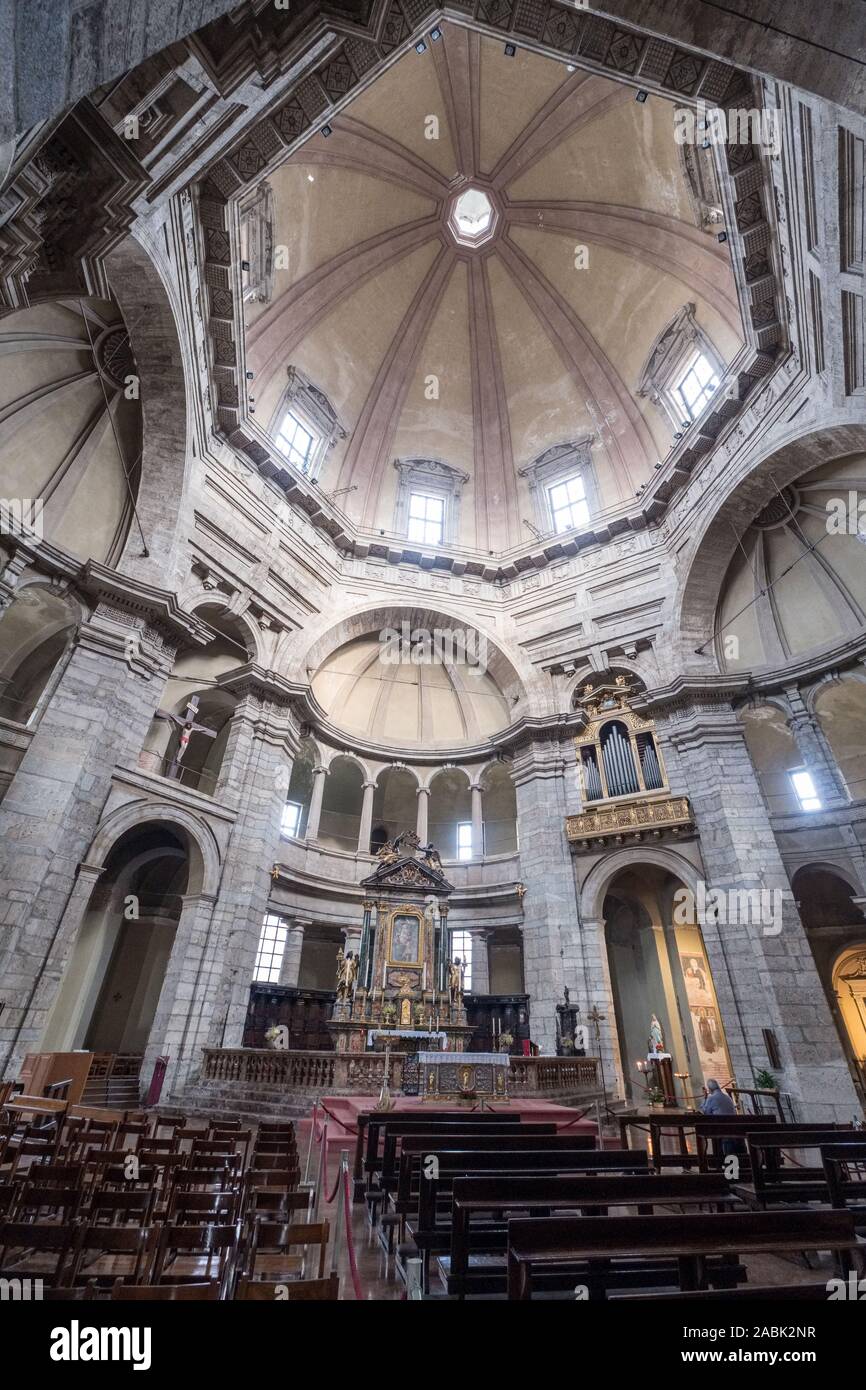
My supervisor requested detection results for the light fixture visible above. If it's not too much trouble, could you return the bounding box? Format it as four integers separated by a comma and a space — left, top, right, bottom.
566, 64, 575, 73
504, 42, 516, 57
307, 173, 315, 182
241, 259, 250, 270
245, 371, 254, 380
321, 124, 332, 137
415, 39, 427, 53
717, 230, 728, 243
430, 26, 442, 40
635, 89, 648, 103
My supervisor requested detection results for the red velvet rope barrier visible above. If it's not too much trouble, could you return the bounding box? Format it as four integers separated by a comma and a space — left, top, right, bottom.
341, 1163, 364, 1301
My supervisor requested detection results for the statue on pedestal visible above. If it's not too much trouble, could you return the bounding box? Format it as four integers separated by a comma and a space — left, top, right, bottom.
649, 1013, 665, 1053
449, 957, 464, 1008
336, 949, 357, 1002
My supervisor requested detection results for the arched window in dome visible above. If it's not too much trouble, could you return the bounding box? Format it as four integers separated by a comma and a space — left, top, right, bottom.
573, 673, 667, 803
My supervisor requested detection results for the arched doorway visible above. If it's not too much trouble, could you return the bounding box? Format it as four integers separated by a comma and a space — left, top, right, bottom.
603, 864, 733, 1104
42, 825, 190, 1056
795, 864, 866, 1104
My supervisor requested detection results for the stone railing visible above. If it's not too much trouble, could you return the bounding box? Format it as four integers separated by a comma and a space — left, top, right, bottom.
509, 1055, 601, 1098
202, 1048, 404, 1093
201, 1048, 599, 1098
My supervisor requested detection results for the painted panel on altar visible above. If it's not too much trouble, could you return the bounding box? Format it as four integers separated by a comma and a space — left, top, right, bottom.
389, 911, 422, 964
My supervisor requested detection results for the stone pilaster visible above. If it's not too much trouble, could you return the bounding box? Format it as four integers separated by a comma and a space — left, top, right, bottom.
658, 697, 861, 1122
0, 601, 181, 1075
201, 687, 300, 1062
511, 738, 583, 1054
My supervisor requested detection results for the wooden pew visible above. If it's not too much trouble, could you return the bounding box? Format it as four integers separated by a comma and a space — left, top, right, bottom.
443, 1172, 739, 1298
618, 1282, 833, 1302
737, 1130, 863, 1208
696, 1121, 854, 1177
369, 1121, 557, 1208
352, 1109, 532, 1198
366, 1117, 556, 1228
396, 1144, 644, 1286
822, 1141, 866, 1229
646, 1114, 778, 1171
506, 1208, 861, 1300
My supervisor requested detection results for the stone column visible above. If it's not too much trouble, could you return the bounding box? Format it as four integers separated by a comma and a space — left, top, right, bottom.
658, 697, 860, 1122
279, 921, 307, 988
511, 739, 584, 1054
784, 685, 847, 807
0, 599, 186, 1076
468, 928, 489, 995
357, 780, 376, 854
193, 686, 301, 1068
304, 765, 327, 841
471, 783, 484, 858
416, 784, 430, 843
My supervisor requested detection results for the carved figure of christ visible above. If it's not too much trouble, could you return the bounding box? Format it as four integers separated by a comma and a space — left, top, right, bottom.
154, 694, 218, 779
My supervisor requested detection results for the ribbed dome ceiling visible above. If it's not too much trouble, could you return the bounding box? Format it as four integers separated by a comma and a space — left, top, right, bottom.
312, 632, 511, 747
0, 299, 141, 566
717, 455, 866, 671
244, 21, 744, 553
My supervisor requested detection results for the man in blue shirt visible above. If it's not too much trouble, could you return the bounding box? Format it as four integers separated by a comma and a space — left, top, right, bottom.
700, 1077, 737, 1115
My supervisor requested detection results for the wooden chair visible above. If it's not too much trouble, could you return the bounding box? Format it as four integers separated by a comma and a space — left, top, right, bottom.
86, 1188, 157, 1227
209, 1118, 242, 1133
171, 1162, 241, 1195
243, 1189, 311, 1224
168, 1190, 240, 1225
0, 1221, 78, 1284
257, 1123, 295, 1139
244, 1167, 300, 1194
152, 1223, 239, 1296
236, 1274, 339, 1301
112, 1279, 221, 1301
69, 1225, 158, 1287
14, 1185, 83, 1224
243, 1219, 329, 1284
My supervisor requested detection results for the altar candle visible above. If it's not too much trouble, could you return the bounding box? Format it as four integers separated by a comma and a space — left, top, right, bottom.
423, 962, 427, 990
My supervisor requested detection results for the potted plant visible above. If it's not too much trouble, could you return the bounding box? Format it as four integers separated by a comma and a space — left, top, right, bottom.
754, 1068, 778, 1092
499, 1030, 514, 1054
648, 1086, 665, 1109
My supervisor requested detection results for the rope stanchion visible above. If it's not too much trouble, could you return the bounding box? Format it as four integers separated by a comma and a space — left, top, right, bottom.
341, 1161, 364, 1301
303, 1101, 319, 1184
312, 1120, 328, 1217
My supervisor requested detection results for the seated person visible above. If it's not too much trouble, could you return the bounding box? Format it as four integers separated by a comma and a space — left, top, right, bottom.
699, 1077, 737, 1115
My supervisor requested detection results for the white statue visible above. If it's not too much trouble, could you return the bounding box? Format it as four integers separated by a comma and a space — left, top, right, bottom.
650, 1014, 665, 1053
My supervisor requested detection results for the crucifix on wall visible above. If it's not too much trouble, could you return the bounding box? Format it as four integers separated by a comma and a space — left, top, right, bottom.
154, 695, 218, 780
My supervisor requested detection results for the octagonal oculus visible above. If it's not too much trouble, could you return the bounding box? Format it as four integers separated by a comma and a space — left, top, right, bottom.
448, 186, 497, 249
